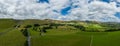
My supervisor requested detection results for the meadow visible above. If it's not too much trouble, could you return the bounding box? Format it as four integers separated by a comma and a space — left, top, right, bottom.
0, 19, 120, 46
0, 19, 16, 32
0, 29, 26, 46
30, 29, 120, 46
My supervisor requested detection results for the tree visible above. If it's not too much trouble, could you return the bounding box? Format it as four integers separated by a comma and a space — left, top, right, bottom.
105, 28, 120, 32
24, 25, 32, 28
74, 25, 85, 31
20, 29, 28, 37
40, 27, 47, 36
33, 24, 40, 31
34, 24, 40, 27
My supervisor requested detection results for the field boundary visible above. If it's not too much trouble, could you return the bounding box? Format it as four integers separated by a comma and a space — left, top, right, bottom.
90, 35, 93, 46
27, 30, 31, 46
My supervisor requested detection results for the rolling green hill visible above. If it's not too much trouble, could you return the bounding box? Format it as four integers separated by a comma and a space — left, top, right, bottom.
0, 19, 120, 46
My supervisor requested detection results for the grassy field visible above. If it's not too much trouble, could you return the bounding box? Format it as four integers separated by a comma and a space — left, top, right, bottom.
30, 30, 120, 46
1, 29, 120, 46
31, 30, 91, 46
0, 29, 26, 46
0, 19, 16, 32
0, 19, 120, 46
93, 31, 120, 46
0, 19, 26, 46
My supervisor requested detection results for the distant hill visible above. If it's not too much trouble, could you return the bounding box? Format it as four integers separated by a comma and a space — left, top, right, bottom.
0, 19, 120, 32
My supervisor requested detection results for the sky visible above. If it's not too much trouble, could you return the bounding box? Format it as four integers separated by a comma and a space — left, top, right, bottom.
0, 0, 120, 22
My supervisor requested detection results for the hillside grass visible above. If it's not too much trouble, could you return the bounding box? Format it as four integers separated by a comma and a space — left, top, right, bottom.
0, 29, 26, 46
0, 19, 16, 32
22, 19, 50, 25
31, 31, 91, 46
92, 31, 120, 46
30, 30, 120, 46
0, 19, 120, 46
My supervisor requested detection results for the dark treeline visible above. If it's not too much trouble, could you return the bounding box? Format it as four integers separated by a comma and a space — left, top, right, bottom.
105, 28, 120, 32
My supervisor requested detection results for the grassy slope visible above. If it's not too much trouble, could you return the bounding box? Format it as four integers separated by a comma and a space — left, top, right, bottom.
30, 25, 90, 46
0, 19, 26, 46
22, 19, 50, 25
0, 19, 120, 46
24, 20, 120, 46
0, 19, 16, 32
0, 29, 26, 46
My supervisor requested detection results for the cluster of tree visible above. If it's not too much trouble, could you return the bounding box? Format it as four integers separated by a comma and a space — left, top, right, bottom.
50, 23, 67, 28
68, 24, 105, 32
20, 23, 62, 36
20, 24, 32, 37
21, 28, 29, 37
105, 28, 120, 32
32, 24, 40, 31
72, 25, 85, 31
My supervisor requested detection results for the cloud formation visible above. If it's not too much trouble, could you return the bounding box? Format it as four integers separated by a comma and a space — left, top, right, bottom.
0, 0, 120, 22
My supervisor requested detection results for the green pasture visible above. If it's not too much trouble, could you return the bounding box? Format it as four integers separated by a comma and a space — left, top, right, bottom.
30, 30, 120, 46
0, 19, 120, 46
0, 29, 26, 46
0, 19, 16, 32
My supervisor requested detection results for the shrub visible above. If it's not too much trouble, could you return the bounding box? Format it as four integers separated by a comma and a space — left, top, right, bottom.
24, 25, 32, 28
34, 24, 40, 27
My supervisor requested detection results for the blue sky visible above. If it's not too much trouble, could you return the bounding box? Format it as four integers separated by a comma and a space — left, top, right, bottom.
60, 6, 71, 15
37, 0, 49, 3
38, 0, 120, 17
89, 0, 110, 3
38, 0, 72, 15
101, 0, 111, 3
115, 12, 120, 18
0, 0, 120, 22
101, 0, 120, 19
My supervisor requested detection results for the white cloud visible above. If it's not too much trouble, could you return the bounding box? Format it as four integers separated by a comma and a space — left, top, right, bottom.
68, 1, 120, 22
0, 0, 120, 22
117, 0, 120, 2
